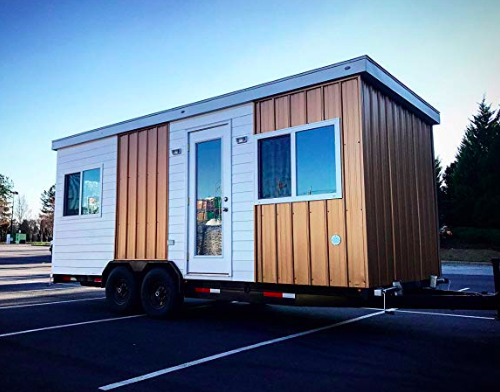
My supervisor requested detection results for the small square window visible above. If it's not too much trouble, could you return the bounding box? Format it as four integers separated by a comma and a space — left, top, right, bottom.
258, 135, 291, 199
63, 168, 101, 216
255, 119, 342, 204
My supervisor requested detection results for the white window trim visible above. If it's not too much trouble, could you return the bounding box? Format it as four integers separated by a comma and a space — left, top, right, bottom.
254, 118, 342, 205
61, 164, 104, 220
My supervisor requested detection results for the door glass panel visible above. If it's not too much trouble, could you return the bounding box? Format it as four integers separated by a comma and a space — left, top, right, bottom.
195, 139, 222, 256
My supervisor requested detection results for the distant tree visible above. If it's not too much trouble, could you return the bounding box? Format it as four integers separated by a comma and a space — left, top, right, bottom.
443, 99, 500, 228
0, 174, 14, 241
15, 194, 30, 227
434, 157, 446, 225
19, 219, 39, 242
39, 185, 55, 241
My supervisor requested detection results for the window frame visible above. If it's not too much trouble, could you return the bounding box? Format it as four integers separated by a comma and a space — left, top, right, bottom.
254, 118, 342, 205
62, 164, 103, 219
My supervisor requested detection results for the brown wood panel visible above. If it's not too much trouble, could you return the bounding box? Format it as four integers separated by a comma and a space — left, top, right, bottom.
116, 136, 129, 259
126, 132, 138, 259
306, 88, 323, 123
327, 199, 348, 286
342, 78, 367, 287
115, 124, 169, 261
136, 130, 148, 259
277, 203, 294, 284
156, 125, 168, 259
292, 202, 311, 285
146, 127, 158, 259
309, 201, 329, 286
261, 204, 278, 283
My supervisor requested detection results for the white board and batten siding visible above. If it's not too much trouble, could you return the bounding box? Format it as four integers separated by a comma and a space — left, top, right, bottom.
52, 136, 118, 276
168, 104, 255, 281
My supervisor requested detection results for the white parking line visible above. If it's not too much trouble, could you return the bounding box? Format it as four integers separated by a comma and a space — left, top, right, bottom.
99, 310, 386, 391
395, 309, 496, 320
458, 287, 470, 292
0, 314, 146, 338
0, 297, 105, 310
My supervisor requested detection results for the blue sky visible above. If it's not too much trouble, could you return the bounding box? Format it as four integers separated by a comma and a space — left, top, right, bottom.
0, 0, 499, 215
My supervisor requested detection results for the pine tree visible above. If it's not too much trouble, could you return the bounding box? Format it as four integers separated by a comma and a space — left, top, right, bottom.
444, 99, 500, 228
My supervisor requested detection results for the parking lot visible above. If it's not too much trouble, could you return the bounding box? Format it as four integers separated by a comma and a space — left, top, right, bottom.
0, 245, 498, 391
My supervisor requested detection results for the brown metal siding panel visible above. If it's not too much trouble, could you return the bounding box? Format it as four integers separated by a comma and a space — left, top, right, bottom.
306, 88, 323, 123
327, 199, 348, 286
361, 80, 440, 285
116, 136, 129, 259
254, 77, 364, 288
342, 78, 368, 288
146, 127, 158, 259
292, 202, 311, 285
277, 203, 294, 284
126, 132, 138, 259
261, 204, 278, 283
136, 130, 148, 259
114, 124, 169, 261
290, 92, 306, 126
309, 201, 329, 286
156, 125, 169, 260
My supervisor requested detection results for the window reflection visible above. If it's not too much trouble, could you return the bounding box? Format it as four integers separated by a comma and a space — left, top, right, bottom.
296, 126, 336, 196
258, 135, 291, 199
82, 168, 101, 215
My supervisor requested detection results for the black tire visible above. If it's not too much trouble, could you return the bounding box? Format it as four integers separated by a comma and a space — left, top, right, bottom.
141, 268, 182, 319
105, 267, 139, 314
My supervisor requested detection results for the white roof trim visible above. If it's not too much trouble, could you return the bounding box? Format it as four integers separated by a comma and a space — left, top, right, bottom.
52, 55, 440, 150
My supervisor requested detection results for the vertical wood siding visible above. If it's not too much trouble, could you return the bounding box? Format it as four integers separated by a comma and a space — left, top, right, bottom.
254, 77, 366, 288
115, 125, 169, 260
361, 81, 440, 286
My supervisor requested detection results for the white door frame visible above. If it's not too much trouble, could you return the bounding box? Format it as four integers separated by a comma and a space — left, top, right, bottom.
187, 122, 232, 276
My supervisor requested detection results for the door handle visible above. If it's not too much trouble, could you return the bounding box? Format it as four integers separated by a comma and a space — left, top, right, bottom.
223, 207, 229, 212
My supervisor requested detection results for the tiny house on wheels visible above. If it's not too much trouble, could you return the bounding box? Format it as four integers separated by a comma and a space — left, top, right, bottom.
51, 56, 441, 317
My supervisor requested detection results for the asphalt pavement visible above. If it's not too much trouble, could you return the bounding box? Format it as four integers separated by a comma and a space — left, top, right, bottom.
0, 245, 498, 392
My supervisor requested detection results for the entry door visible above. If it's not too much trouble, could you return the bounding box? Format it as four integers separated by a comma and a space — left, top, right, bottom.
188, 125, 232, 275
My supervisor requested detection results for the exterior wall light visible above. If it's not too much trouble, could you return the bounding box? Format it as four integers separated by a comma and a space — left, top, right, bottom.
236, 136, 248, 144
171, 148, 182, 156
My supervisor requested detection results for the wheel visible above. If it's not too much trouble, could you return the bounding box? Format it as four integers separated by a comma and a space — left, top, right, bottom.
105, 267, 139, 314
141, 268, 182, 319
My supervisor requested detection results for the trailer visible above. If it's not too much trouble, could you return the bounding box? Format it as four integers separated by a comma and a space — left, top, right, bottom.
51, 55, 500, 318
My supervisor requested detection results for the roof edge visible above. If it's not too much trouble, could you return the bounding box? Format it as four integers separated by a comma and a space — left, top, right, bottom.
52, 55, 440, 150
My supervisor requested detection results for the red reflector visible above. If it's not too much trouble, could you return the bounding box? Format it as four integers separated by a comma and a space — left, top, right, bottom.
195, 287, 210, 293
62, 276, 72, 281
263, 292, 283, 298
94, 277, 102, 283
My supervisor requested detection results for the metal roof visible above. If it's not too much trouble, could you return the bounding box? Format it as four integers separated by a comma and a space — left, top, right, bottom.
52, 55, 440, 150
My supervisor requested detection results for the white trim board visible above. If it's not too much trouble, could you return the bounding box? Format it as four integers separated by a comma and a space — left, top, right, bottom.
52, 56, 440, 150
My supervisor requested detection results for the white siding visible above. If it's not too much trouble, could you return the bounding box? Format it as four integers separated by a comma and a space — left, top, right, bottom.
168, 104, 255, 281
52, 137, 118, 276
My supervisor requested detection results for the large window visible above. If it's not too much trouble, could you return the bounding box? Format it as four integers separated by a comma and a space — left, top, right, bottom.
63, 168, 101, 216
256, 119, 341, 204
